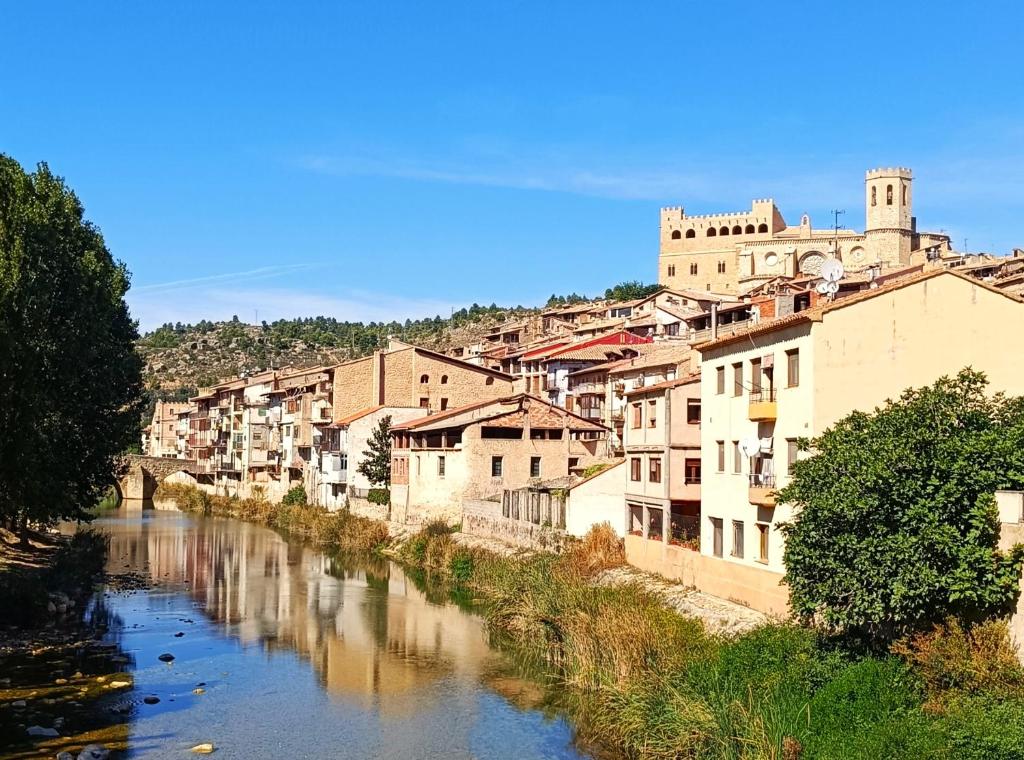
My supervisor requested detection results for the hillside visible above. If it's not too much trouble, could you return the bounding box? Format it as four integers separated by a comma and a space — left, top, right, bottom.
137, 280, 663, 398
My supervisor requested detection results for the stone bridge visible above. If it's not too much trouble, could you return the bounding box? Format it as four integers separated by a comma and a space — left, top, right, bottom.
118, 455, 198, 502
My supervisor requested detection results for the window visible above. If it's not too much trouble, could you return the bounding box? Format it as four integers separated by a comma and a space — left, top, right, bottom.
631, 402, 642, 429
437, 456, 446, 477
902, 184, 907, 205
671, 229, 681, 239
491, 456, 503, 477
420, 374, 429, 383
787, 439, 799, 471
732, 520, 745, 558
719, 226, 729, 236
665, 322, 679, 337
685, 458, 701, 484
649, 457, 662, 483
731, 225, 741, 235
786, 349, 800, 387
750, 358, 761, 394
733, 441, 742, 474
886, 184, 893, 205
716, 441, 725, 472
733, 363, 743, 397
440, 398, 449, 411
419, 397, 429, 408
485, 376, 494, 386
630, 457, 642, 481
689, 262, 698, 276
757, 223, 768, 233
440, 375, 449, 384
667, 264, 676, 277
711, 517, 724, 557
744, 224, 755, 234
707, 228, 717, 237
686, 399, 701, 424
871, 186, 877, 207
530, 456, 541, 478
647, 399, 657, 427
718, 261, 726, 274
685, 229, 695, 239
716, 366, 725, 395
568, 457, 579, 474
757, 523, 770, 563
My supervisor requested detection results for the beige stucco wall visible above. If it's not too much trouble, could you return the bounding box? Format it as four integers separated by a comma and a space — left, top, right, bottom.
625, 534, 789, 616
566, 464, 626, 538
331, 357, 376, 420
813, 275, 1024, 429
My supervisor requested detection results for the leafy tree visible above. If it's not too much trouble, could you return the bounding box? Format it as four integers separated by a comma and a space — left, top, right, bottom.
779, 369, 1024, 647
0, 156, 144, 532
281, 485, 307, 506
603, 280, 664, 302
357, 415, 393, 491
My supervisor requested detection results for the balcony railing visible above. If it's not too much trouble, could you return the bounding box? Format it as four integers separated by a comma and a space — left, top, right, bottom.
748, 473, 776, 507
748, 388, 778, 421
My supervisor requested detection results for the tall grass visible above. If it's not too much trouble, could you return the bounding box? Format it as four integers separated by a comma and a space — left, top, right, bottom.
396, 522, 1024, 759
155, 482, 389, 553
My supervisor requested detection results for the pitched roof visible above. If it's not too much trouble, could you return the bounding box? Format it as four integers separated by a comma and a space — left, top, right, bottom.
694, 269, 1024, 352
392, 393, 607, 433
331, 405, 385, 428
387, 340, 516, 381
624, 371, 701, 396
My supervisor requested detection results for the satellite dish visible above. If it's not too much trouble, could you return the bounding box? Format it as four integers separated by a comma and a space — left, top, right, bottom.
825, 281, 840, 294
820, 259, 845, 282
750, 305, 761, 323
740, 435, 761, 458
815, 281, 831, 295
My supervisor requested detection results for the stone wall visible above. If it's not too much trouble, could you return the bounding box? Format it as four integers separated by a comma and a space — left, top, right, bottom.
462, 497, 568, 552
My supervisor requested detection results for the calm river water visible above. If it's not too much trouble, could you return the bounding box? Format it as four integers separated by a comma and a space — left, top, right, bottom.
78, 510, 590, 759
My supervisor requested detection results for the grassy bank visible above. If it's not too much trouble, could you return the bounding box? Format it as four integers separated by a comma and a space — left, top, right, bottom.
395, 522, 1024, 760
154, 482, 389, 554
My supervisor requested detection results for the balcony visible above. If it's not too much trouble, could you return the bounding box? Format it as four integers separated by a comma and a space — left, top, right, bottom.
749, 473, 776, 507
748, 389, 777, 421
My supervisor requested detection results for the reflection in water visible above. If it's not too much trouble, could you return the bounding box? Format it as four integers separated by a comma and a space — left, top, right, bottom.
93, 511, 586, 759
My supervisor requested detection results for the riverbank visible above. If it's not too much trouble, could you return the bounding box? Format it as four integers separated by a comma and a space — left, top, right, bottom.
153, 485, 1024, 759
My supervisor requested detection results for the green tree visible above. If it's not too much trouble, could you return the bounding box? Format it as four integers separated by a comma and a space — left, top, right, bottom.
0, 157, 144, 532
603, 280, 664, 302
779, 369, 1024, 647
357, 415, 393, 490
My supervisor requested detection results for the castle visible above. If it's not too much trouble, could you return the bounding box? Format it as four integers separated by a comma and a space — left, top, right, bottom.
658, 168, 952, 294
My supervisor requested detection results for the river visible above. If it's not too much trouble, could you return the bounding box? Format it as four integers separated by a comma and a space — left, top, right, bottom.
52, 510, 592, 759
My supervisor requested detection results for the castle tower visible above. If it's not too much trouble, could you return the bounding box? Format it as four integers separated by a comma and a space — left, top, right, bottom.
864, 167, 913, 267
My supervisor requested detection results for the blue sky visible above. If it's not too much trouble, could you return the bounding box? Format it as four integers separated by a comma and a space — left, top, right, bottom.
2, 2, 1021, 331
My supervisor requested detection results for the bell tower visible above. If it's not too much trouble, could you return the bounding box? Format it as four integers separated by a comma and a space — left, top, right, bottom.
864, 167, 913, 267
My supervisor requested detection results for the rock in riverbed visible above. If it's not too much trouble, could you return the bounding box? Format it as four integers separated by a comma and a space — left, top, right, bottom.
190, 743, 215, 754
77, 744, 110, 760
143, 695, 160, 704
26, 725, 59, 737
158, 652, 175, 662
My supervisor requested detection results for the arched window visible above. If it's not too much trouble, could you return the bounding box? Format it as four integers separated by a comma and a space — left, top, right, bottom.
732, 225, 742, 235
419, 374, 429, 383
440, 375, 448, 384
685, 229, 696, 239
707, 228, 717, 237
757, 223, 768, 233
744, 224, 755, 234
719, 226, 730, 236
902, 184, 907, 205
886, 184, 893, 205
871, 186, 877, 206
670, 230, 681, 240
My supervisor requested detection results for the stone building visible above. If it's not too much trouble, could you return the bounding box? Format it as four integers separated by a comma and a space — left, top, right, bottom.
658, 167, 952, 295
146, 400, 193, 459
388, 394, 607, 524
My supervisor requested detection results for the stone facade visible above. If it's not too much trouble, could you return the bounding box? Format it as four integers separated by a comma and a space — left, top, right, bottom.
659, 167, 952, 295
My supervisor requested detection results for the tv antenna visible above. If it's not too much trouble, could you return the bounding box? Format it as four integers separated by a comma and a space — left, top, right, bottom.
830, 209, 845, 255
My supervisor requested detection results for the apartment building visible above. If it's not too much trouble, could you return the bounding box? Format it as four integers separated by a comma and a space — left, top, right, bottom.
389, 394, 607, 524
146, 400, 192, 458
330, 339, 515, 420
695, 269, 1024, 614
623, 374, 702, 547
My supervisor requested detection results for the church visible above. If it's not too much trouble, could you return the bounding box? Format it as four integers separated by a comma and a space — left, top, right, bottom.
658, 168, 952, 294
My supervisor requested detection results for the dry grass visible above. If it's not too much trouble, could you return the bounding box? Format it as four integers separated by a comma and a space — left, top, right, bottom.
154, 483, 389, 553
558, 521, 625, 578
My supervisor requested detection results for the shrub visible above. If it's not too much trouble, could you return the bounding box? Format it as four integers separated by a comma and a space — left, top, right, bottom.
281, 486, 307, 507
367, 488, 389, 505
558, 522, 624, 578
893, 618, 1024, 704
449, 550, 474, 583
937, 695, 1024, 760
